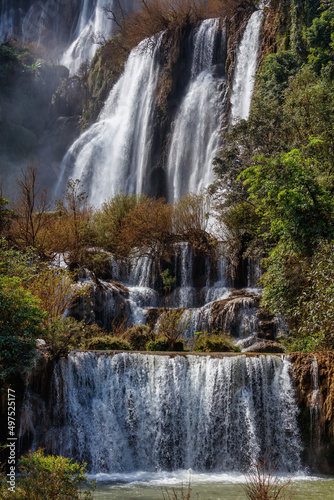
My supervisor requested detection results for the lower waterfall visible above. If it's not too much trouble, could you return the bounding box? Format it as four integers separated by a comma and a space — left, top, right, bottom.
20, 352, 303, 474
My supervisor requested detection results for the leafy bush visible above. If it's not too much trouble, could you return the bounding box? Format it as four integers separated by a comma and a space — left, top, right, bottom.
194, 333, 240, 353
122, 324, 156, 350
146, 336, 184, 351
0, 449, 94, 499
43, 317, 107, 355
82, 250, 112, 279
0, 276, 45, 382
84, 336, 131, 351
156, 310, 189, 350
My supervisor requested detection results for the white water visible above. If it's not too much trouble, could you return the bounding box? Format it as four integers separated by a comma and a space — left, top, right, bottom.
231, 10, 263, 123
0, 0, 135, 72
166, 19, 228, 201
57, 18, 231, 204
0, 0, 14, 40
61, 0, 135, 75
20, 352, 303, 474
57, 33, 162, 204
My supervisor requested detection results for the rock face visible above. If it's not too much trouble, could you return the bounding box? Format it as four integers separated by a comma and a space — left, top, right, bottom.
289, 352, 334, 474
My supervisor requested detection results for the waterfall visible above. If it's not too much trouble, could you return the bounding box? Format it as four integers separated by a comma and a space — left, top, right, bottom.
310, 356, 321, 448
57, 33, 163, 204
58, 18, 229, 203
0, 0, 135, 72
19, 352, 303, 474
61, 0, 135, 75
0, 0, 14, 40
230, 10, 263, 123
166, 19, 228, 201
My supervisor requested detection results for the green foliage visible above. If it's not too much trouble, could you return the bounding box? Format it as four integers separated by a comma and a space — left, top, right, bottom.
93, 193, 144, 254
240, 149, 334, 254
211, 0, 334, 354
7, 449, 95, 500
146, 337, 184, 352
0, 198, 13, 235
160, 268, 176, 295
194, 333, 241, 353
84, 336, 131, 351
156, 309, 189, 350
306, 9, 334, 73
0, 240, 39, 282
283, 240, 334, 352
255, 51, 300, 104
122, 324, 156, 350
43, 317, 107, 355
0, 276, 45, 382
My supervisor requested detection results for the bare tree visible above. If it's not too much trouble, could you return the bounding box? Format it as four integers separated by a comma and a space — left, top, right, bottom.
103, 0, 128, 29
11, 161, 51, 250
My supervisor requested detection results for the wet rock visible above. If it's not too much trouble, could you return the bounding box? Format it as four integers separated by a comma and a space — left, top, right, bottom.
242, 339, 285, 353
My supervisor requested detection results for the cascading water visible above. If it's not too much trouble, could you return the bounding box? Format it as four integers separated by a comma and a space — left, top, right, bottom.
230, 9, 263, 123
0, 0, 14, 40
57, 33, 163, 204
61, 0, 135, 75
0, 0, 135, 71
57, 18, 229, 204
166, 19, 228, 201
19, 352, 303, 474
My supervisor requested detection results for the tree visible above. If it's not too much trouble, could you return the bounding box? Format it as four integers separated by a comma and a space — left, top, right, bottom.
0, 197, 13, 236
0, 276, 45, 382
54, 179, 94, 268
10, 162, 51, 252
239, 149, 334, 254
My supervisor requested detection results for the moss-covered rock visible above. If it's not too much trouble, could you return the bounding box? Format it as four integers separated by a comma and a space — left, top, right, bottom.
146, 337, 184, 352
123, 325, 156, 351
84, 336, 131, 351
194, 334, 241, 353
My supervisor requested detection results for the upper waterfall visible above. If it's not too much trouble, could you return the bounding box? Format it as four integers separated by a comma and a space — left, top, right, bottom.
19, 352, 303, 474
57, 33, 163, 203
57, 18, 231, 204
166, 19, 228, 201
61, 0, 135, 75
0, 0, 135, 73
230, 9, 263, 123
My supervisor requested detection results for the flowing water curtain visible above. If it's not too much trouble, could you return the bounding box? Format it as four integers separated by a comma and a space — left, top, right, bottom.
19, 352, 304, 473
166, 19, 228, 202
0, 0, 135, 71
57, 32, 164, 205
230, 9, 263, 123
61, 0, 136, 75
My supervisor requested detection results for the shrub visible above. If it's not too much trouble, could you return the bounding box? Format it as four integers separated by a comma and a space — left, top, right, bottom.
194, 333, 240, 353
82, 250, 112, 279
0, 276, 45, 382
84, 336, 131, 350
3, 449, 95, 500
122, 324, 156, 350
42, 317, 107, 355
242, 449, 294, 500
146, 336, 184, 351
156, 309, 189, 350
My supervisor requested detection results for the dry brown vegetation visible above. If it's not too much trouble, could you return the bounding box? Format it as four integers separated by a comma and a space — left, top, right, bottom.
108, 0, 247, 49
4, 164, 217, 272
243, 450, 294, 500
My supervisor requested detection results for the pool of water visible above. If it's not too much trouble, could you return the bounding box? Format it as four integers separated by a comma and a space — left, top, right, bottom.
90, 471, 334, 499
